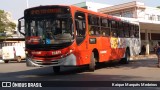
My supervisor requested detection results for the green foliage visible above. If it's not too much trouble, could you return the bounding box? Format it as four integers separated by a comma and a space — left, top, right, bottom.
157, 6, 160, 9
0, 9, 16, 33
0, 36, 6, 39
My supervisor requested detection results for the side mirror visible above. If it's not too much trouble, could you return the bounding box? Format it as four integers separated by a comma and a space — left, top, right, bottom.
18, 17, 25, 36
18, 20, 21, 30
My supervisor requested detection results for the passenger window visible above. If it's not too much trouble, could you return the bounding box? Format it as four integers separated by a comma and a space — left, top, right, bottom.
130, 25, 135, 38
100, 18, 110, 36
124, 23, 130, 37
111, 20, 118, 37
118, 22, 124, 37
88, 15, 100, 36
135, 25, 139, 38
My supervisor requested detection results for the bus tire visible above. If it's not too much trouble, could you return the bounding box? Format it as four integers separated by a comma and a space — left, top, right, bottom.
16, 56, 22, 63
53, 66, 60, 73
120, 49, 130, 64
89, 52, 96, 72
4, 60, 9, 63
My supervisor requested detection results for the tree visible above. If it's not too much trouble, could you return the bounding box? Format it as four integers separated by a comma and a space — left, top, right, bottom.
157, 6, 160, 9
0, 10, 16, 33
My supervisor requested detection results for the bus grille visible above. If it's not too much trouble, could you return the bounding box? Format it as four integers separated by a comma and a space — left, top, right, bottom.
34, 60, 59, 65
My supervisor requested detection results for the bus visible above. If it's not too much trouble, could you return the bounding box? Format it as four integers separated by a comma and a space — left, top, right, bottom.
18, 5, 141, 73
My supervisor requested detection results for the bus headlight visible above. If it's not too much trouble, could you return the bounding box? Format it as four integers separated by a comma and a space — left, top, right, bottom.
70, 49, 73, 53
25, 51, 28, 54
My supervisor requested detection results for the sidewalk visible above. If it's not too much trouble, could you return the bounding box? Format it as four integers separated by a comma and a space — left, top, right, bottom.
131, 54, 157, 60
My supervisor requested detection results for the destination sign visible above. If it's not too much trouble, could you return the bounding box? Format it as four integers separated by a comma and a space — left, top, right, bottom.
30, 9, 62, 15
24, 6, 70, 17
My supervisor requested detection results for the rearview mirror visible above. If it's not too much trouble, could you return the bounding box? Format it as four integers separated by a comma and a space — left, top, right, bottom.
18, 17, 25, 36
18, 20, 21, 30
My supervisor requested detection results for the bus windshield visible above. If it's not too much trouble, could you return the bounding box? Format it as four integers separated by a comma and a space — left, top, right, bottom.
25, 8, 74, 45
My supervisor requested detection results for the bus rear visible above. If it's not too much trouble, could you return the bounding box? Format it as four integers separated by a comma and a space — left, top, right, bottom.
18, 6, 76, 72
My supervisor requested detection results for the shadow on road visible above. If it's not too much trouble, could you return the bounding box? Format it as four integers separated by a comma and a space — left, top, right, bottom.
0, 58, 160, 89
120, 58, 158, 69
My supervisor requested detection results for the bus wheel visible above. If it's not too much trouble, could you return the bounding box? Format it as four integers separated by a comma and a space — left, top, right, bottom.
4, 60, 9, 63
16, 56, 22, 63
89, 52, 96, 72
53, 66, 60, 73
120, 49, 130, 64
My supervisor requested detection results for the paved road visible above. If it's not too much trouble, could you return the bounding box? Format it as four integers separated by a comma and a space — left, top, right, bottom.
0, 58, 160, 90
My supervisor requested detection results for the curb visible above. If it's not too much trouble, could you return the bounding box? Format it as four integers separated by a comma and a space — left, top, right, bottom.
131, 54, 157, 60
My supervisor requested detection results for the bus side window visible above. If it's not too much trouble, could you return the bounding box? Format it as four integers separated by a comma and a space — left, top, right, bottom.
130, 25, 135, 38
135, 25, 139, 38
88, 15, 100, 36
75, 11, 86, 45
124, 23, 130, 38
111, 20, 118, 37
118, 22, 124, 37
100, 18, 110, 36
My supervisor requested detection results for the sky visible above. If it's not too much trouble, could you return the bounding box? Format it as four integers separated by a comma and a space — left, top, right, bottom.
0, 0, 160, 21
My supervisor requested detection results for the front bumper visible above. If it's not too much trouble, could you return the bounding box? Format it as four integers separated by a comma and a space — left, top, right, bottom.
26, 54, 77, 67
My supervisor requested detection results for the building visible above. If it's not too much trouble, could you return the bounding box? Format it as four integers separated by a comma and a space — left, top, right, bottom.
98, 1, 160, 55
73, 1, 111, 12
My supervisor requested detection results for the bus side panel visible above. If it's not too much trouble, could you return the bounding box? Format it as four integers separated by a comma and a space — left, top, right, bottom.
99, 37, 112, 62
86, 37, 112, 63
110, 37, 119, 60
127, 38, 141, 57
110, 37, 126, 60
75, 38, 91, 66
75, 49, 91, 66
117, 38, 126, 59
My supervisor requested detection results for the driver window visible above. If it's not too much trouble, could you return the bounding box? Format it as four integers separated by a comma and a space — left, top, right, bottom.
31, 21, 36, 36
75, 12, 86, 37
75, 11, 86, 45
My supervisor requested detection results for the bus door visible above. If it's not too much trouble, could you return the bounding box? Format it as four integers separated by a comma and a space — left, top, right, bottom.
74, 11, 89, 65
